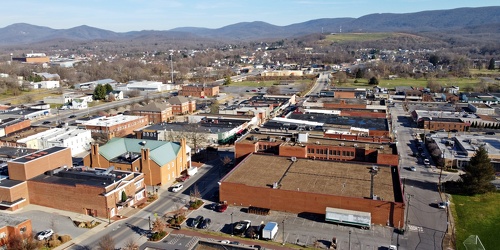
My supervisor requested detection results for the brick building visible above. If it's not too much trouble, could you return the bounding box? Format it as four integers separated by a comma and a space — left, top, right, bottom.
29, 166, 146, 219
0, 214, 32, 247
220, 154, 405, 228
12, 53, 50, 64
180, 84, 219, 98
0, 118, 31, 137
81, 114, 149, 140
167, 96, 196, 115
84, 138, 191, 186
1, 146, 146, 219
419, 117, 468, 132
132, 102, 173, 123
235, 132, 398, 166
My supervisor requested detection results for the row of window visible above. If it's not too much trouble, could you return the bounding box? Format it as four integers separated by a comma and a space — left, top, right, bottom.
307, 148, 355, 157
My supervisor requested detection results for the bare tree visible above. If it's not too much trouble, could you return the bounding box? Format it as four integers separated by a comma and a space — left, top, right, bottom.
6, 233, 42, 250
189, 184, 202, 202
123, 239, 139, 250
266, 85, 280, 95
221, 156, 232, 166
151, 217, 166, 233
97, 235, 115, 250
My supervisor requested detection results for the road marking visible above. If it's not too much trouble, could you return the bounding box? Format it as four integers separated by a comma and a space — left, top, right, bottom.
168, 234, 184, 245
408, 224, 424, 232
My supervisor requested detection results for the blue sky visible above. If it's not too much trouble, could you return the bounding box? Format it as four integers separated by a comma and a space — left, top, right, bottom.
1, 0, 496, 32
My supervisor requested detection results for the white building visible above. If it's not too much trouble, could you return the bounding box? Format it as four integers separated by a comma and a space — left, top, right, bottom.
115, 80, 168, 92
16, 127, 92, 156
31, 80, 60, 89
44, 92, 93, 105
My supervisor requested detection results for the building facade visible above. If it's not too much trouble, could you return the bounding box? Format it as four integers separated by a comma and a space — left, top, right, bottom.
180, 85, 219, 98
81, 115, 149, 140
167, 96, 196, 115
132, 102, 173, 123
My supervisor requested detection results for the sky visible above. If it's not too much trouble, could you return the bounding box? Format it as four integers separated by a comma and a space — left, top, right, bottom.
1, 0, 497, 32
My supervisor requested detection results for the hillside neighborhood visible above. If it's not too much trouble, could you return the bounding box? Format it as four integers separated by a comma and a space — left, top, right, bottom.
0, 6, 499, 250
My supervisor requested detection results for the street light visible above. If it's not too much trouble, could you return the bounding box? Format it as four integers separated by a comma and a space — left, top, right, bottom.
282, 219, 285, 245
230, 212, 234, 236
348, 230, 351, 250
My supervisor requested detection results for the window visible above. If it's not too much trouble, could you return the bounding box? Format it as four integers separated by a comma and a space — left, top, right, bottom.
135, 191, 145, 200
135, 179, 143, 189
20, 227, 27, 233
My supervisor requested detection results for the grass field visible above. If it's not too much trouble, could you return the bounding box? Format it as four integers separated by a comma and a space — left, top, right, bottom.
451, 192, 500, 250
323, 33, 395, 43
470, 68, 500, 76
228, 80, 310, 87
0, 89, 57, 105
333, 77, 481, 90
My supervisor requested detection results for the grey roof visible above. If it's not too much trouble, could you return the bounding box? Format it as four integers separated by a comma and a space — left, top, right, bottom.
0, 214, 29, 228
167, 96, 189, 105
98, 138, 180, 167
133, 102, 171, 112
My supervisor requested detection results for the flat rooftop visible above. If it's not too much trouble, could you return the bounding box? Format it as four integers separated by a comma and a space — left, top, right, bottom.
1, 127, 50, 142
414, 110, 479, 120
288, 113, 388, 131
11, 146, 68, 163
224, 154, 397, 202
0, 179, 25, 188
0, 214, 29, 228
238, 132, 395, 154
0, 147, 37, 159
30, 166, 140, 188
81, 114, 146, 127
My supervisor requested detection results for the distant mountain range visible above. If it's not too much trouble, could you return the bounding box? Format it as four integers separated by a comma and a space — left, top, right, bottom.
0, 6, 499, 45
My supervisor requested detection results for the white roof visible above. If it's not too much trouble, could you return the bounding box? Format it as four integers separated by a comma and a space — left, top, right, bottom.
82, 114, 146, 127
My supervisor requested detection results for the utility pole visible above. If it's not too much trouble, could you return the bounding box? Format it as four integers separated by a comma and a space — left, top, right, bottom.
231, 212, 234, 236
405, 194, 412, 233
170, 53, 174, 84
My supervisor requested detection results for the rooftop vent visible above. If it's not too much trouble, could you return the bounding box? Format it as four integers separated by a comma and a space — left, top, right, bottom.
340, 143, 345, 146
291, 157, 297, 162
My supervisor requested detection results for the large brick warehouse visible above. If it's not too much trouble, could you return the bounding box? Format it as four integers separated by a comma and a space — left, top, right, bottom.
219, 154, 405, 228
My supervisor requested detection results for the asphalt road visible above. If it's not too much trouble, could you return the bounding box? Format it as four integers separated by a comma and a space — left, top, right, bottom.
306, 72, 330, 97
68, 158, 224, 250
390, 103, 449, 250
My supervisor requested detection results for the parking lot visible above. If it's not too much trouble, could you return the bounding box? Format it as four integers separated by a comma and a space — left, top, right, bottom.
180, 203, 394, 249
16, 209, 89, 239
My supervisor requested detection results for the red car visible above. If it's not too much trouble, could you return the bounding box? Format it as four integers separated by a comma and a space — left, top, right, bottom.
217, 204, 228, 212
177, 175, 190, 182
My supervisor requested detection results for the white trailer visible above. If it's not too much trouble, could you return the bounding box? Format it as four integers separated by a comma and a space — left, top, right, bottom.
325, 207, 371, 229
261, 222, 278, 240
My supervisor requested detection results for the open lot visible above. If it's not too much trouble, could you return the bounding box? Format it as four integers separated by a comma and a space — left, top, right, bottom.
332, 77, 481, 90
16, 210, 89, 239
180, 204, 394, 249
452, 192, 500, 250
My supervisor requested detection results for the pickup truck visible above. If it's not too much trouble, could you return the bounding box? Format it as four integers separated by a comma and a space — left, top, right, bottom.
233, 220, 251, 235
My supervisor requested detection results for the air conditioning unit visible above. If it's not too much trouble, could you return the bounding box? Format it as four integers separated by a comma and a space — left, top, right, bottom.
379, 146, 384, 149
291, 157, 297, 162
315, 141, 321, 145
340, 143, 345, 146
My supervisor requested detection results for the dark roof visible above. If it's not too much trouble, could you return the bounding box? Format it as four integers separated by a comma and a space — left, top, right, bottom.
0, 179, 24, 188
0, 147, 37, 159
11, 147, 68, 163
429, 117, 464, 123
30, 167, 136, 188
288, 113, 388, 131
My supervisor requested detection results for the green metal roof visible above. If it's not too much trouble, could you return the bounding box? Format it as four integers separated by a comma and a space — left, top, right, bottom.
98, 138, 180, 167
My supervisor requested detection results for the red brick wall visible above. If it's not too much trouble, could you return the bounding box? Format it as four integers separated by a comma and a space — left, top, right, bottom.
341, 111, 386, 118
235, 143, 258, 162
220, 182, 405, 227
324, 103, 366, 109
4, 119, 31, 135
27, 181, 109, 217
376, 154, 398, 166
0, 182, 30, 211
8, 148, 72, 181
334, 92, 356, 99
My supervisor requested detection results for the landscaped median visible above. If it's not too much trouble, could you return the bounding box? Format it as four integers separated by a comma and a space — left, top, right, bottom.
451, 192, 500, 250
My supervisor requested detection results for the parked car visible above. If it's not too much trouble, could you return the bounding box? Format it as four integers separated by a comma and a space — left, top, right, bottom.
171, 183, 183, 192
438, 202, 447, 209
42, 121, 51, 124
177, 174, 190, 182
189, 215, 204, 228
485, 131, 496, 135
198, 218, 211, 229
216, 203, 228, 212
69, 115, 77, 118
36, 229, 54, 240
389, 245, 398, 250
220, 240, 230, 244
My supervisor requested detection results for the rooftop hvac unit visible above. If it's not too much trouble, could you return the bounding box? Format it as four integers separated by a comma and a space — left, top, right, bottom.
291, 157, 297, 162
253, 136, 258, 141
340, 143, 345, 146
353, 144, 358, 147
379, 146, 384, 149
315, 141, 321, 145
